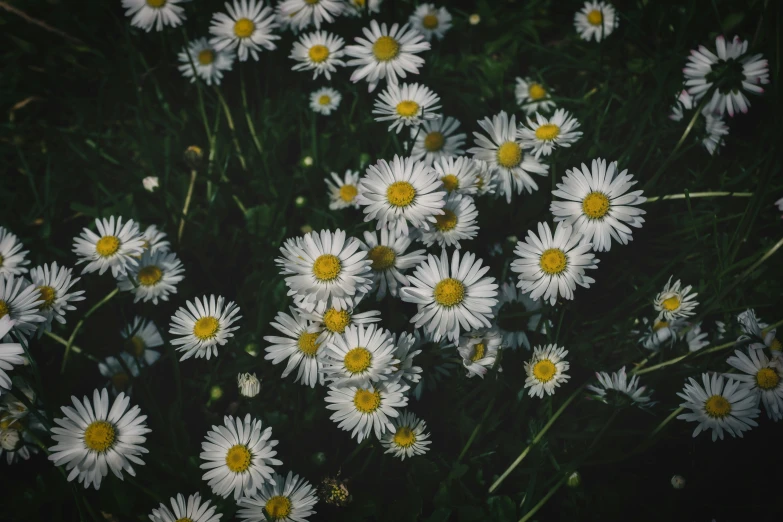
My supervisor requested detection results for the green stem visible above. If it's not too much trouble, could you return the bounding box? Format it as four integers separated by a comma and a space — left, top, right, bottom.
180, 28, 212, 143
240, 66, 264, 157
44, 331, 99, 362
178, 169, 198, 242
457, 396, 496, 462
518, 476, 566, 522
61, 288, 119, 373
644, 191, 753, 203
214, 86, 248, 172
648, 407, 685, 440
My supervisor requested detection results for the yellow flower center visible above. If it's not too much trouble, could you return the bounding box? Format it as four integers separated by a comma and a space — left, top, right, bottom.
471, 343, 486, 362
197, 49, 214, 65
124, 336, 146, 357
265, 496, 292, 520
313, 254, 342, 281
393, 426, 416, 447
475, 176, 485, 190
424, 131, 445, 152
297, 331, 321, 356
368, 245, 396, 271
433, 278, 465, 307
661, 296, 681, 311
652, 320, 668, 332
353, 388, 381, 413
304, 0, 320, 4
756, 368, 780, 390
225, 444, 252, 473
0, 254, 4, 266
308, 44, 330, 63
175, 518, 193, 522
37, 285, 57, 310
422, 14, 439, 29
193, 316, 220, 340
582, 192, 610, 219
353, 0, 366, 5
386, 181, 416, 207
323, 308, 351, 333
440, 174, 459, 193
146, 0, 167, 7
111, 372, 131, 392
534, 123, 560, 141
339, 184, 358, 202
533, 359, 556, 382
234, 18, 255, 38
83, 421, 116, 453
137, 265, 163, 286
539, 248, 567, 275
496, 141, 522, 168
0, 300, 9, 319
704, 395, 731, 418
587, 9, 603, 26
372, 36, 400, 61
96, 236, 120, 257
434, 209, 458, 232
396, 100, 420, 118
528, 83, 546, 100
770, 338, 782, 352
318, 95, 331, 105
344, 347, 372, 374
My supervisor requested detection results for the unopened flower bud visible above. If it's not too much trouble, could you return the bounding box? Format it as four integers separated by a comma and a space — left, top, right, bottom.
184, 145, 204, 169
295, 196, 307, 207
671, 475, 685, 489
209, 385, 223, 401
0, 429, 20, 451
302, 156, 314, 167
142, 176, 160, 192
469, 14, 480, 25
237, 373, 261, 398
566, 471, 581, 488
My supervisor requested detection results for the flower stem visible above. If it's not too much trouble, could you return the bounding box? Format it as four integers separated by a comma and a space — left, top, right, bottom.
60, 288, 119, 373
214, 86, 248, 172
518, 476, 566, 522
178, 169, 198, 242
644, 191, 753, 202
648, 406, 685, 440
457, 395, 496, 462
44, 331, 98, 362
240, 66, 264, 156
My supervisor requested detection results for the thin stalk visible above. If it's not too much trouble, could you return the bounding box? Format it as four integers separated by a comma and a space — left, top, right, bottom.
518, 476, 566, 522
10, 384, 51, 430
61, 288, 119, 373
44, 331, 99, 362
178, 169, 198, 242
648, 407, 685, 439
240, 66, 264, 156
215, 86, 248, 172
457, 396, 496, 462
644, 191, 753, 202
180, 28, 212, 142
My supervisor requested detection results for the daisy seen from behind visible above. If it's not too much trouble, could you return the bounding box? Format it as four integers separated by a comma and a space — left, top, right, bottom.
491, 280, 544, 350
726, 348, 783, 421
323, 323, 397, 387
73, 216, 145, 277
457, 329, 502, 378
121, 0, 187, 32
432, 156, 479, 196
373, 82, 441, 133
98, 352, 139, 396
116, 249, 185, 304
0, 227, 30, 276
587, 366, 654, 409
518, 109, 583, 158
653, 276, 699, 320
409, 116, 466, 166
515, 77, 556, 116
263, 307, 325, 388
736, 309, 780, 354
409, 4, 452, 42
417, 193, 479, 249
178, 37, 235, 86
325, 380, 408, 442
278, 0, 343, 30
237, 471, 318, 522
358, 228, 427, 299
380, 410, 431, 460
122, 316, 163, 367
290, 31, 345, 80
524, 344, 570, 398
677, 373, 759, 441
169, 295, 242, 360
310, 87, 341, 115
574, 1, 618, 42
325, 169, 361, 210
0, 274, 44, 340
0, 317, 25, 390
28, 262, 85, 336
149, 492, 222, 522
669, 90, 729, 155
209, 0, 280, 62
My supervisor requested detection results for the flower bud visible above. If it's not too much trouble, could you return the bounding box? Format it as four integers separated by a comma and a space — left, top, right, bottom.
142, 176, 160, 192
302, 156, 314, 167
0, 429, 20, 451
566, 471, 581, 488
469, 14, 481, 25
671, 475, 685, 489
237, 373, 261, 398
295, 196, 307, 207
209, 385, 223, 401
184, 145, 204, 169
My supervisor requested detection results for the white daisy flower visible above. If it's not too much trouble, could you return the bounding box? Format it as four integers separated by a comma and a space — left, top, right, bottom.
169, 295, 242, 361
309, 87, 341, 115
73, 216, 145, 277
323, 323, 397, 387
726, 348, 783, 421
677, 373, 760, 441
409, 330, 457, 399
669, 90, 729, 155
0, 227, 30, 276
116, 250, 185, 304
635, 317, 683, 351
1, 404, 42, 465
0, 317, 25, 390
418, 193, 479, 249
389, 331, 423, 386
432, 156, 479, 196
141, 225, 170, 254
325, 170, 361, 210
278, 0, 343, 31
401, 249, 498, 342
550, 158, 647, 252
574, 1, 618, 42
380, 410, 431, 459
515, 77, 556, 116
409, 116, 467, 166
685, 322, 710, 352
98, 352, 139, 396
1, 378, 34, 420
48, 389, 150, 490
325, 380, 409, 442
524, 344, 570, 398
209, 0, 280, 62
373, 82, 441, 133
301, 301, 381, 344
237, 471, 318, 522
653, 276, 699, 320
736, 309, 780, 354
345, 20, 431, 92
28, 262, 85, 335
356, 155, 447, 239
122, 317, 163, 367
149, 492, 222, 522
587, 366, 654, 409
457, 329, 502, 378
684, 35, 769, 117
200, 414, 282, 500
121, 0, 187, 32
468, 111, 549, 203
178, 37, 235, 86
510, 222, 599, 305
491, 280, 544, 350
358, 228, 426, 300
0, 274, 44, 340
342, 0, 382, 17
409, 3, 452, 41
472, 159, 498, 197
238, 373, 261, 398
290, 30, 345, 80
263, 307, 325, 388
518, 109, 583, 158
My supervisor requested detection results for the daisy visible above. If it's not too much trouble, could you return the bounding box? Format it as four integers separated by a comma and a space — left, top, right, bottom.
143, 176, 160, 192
263, 307, 325, 388
345, 20, 431, 92
323, 324, 397, 387
457, 329, 502, 378
116, 250, 185, 304
409, 330, 457, 399
325, 170, 361, 210
684, 35, 769, 117
515, 77, 556, 116
472, 159, 497, 197
524, 344, 570, 398
178, 37, 235, 86
518, 109, 583, 158
149, 493, 222, 522
301, 301, 381, 343
28, 262, 85, 335
0, 227, 30, 276
726, 348, 783, 421
653, 276, 699, 320
237, 471, 318, 522
209, 0, 280, 62
1, 409, 42, 465
574, 1, 618, 42
587, 366, 654, 409
373, 82, 441, 133
200, 414, 282, 500
342, 0, 382, 17
389, 332, 423, 386
0, 317, 25, 390
290, 31, 345, 80
409, 116, 466, 166
121, 0, 187, 32
98, 353, 139, 396
409, 4, 452, 42
491, 280, 544, 350
358, 228, 426, 300
685, 322, 710, 352
468, 111, 549, 203
356, 155, 446, 238
400, 249, 498, 342
1, 378, 35, 419
669, 91, 729, 155
737, 309, 780, 353
550, 158, 647, 252
432, 156, 479, 196
325, 380, 409, 442
511, 222, 599, 305
677, 373, 760, 441
310, 87, 341, 115
380, 410, 431, 459
418, 193, 479, 249
0, 274, 44, 340
278, 0, 343, 30
122, 317, 163, 367
238, 373, 261, 397
48, 389, 150, 490
73, 216, 145, 277
169, 295, 242, 360
635, 317, 683, 351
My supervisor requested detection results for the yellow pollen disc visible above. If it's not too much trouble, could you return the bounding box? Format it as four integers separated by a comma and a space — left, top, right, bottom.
435, 209, 458, 232
756, 368, 780, 390
197, 49, 215, 65
440, 174, 459, 193
344, 347, 372, 374
496, 141, 522, 168
175, 518, 193, 522
653, 320, 668, 332
368, 245, 396, 271
424, 131, 445, 152
318, 95, 331, 105
471, 343, 486, 362
313, 254, 342, 281
353, 0, 366, 5
386, 181, 416, 207
393, 426, 416, 448
587, 9, 603, 26
661, 296, 681, 311
475, 176, 485, 190
96, 236, 120, 257
265, 496, 293, 519
422, 14, 439, 29
83, 420, 116, 453
770, 338, 782, 351
124, 336, 146, 357
339, 184, 358, 202
539, 248, 567, 275
704, 395, 731, 418
535, 123, 560, 141
372, 36, 399, 61
308, 44, 330, 63
137, 265, 163, 286
528, 83, 546, 100
353, 388, 381, 413
225, 444, 252, 473
234, 18, 255, 38
533, 359, 556, 382
0, 300, 9, 319
111, 372, 130, 392
193, 316, 220, 340
146, 0, 167, 7
433, 278, 465, 307
297, 331, 321, 356
396, 100, 420, 118
37, 286, 57, 310
305, 0, 320, 4
582, 192, 611, 219
323, 308, 351, 333
0, 254, 4, 266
